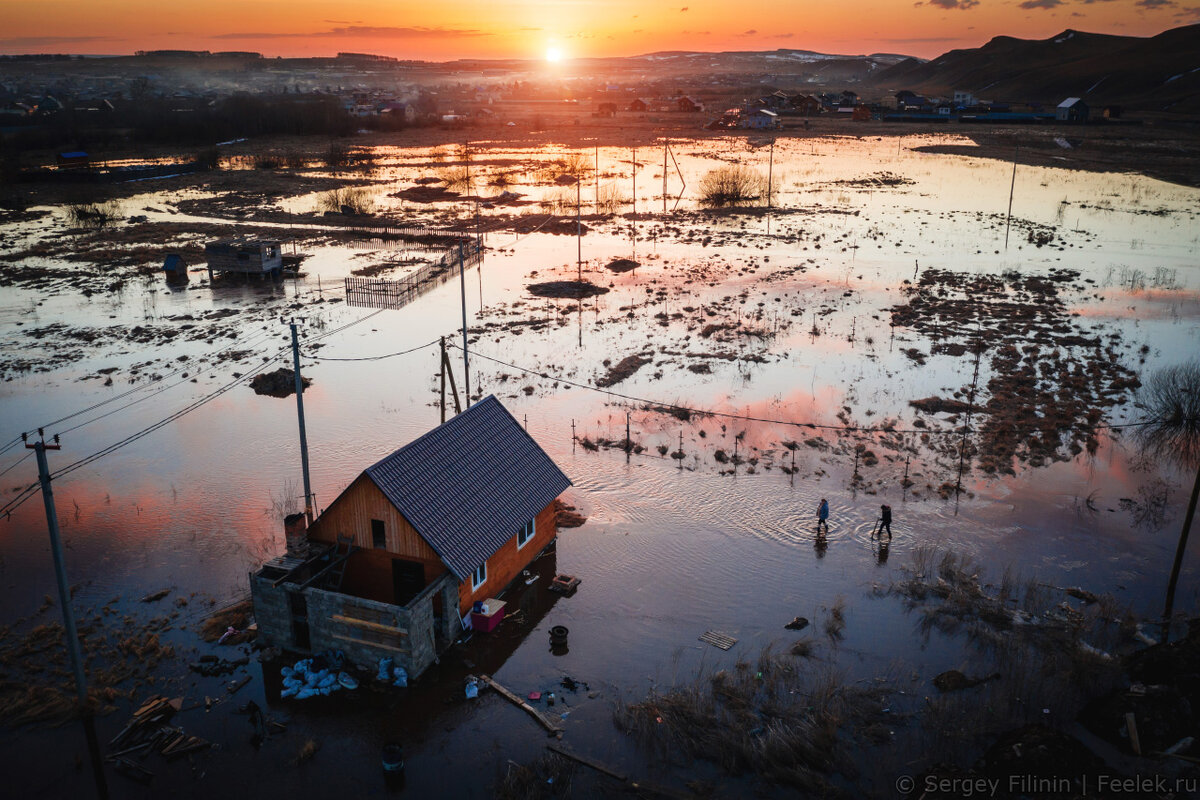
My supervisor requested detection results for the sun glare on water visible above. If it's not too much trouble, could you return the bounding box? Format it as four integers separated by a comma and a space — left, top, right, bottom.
545, 46, 564, 63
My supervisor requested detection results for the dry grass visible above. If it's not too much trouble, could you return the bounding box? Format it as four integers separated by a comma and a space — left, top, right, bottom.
66, 201, 121, 230
887, 545, 1137, 764
199, 599, 253, 643
698, 165, 768, 207
615, 648, 886, 792
317, 187, 373, 215
493, 753, 576, 800
297, 739, 319, 763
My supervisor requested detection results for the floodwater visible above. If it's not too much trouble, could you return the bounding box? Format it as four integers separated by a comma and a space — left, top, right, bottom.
1, 133, 1198, 798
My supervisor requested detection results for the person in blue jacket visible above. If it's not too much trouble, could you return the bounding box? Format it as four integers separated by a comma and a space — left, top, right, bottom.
817, 498, 829, 534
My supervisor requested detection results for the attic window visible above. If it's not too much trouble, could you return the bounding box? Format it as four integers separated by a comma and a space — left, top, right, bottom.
471, 562, 487, 591
371, 519, 386, 549
516, 518, 535, 550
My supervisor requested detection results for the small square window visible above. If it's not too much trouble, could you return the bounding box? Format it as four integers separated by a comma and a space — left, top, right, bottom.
516, 518, 535, 550
371, 519, 386, 549
471, 562, 487, 590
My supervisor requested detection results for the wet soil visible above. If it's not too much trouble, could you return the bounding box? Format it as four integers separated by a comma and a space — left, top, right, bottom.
890, 268, 1141, 475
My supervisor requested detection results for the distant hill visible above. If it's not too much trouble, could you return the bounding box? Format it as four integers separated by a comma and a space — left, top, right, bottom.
871, 24, 1200, 113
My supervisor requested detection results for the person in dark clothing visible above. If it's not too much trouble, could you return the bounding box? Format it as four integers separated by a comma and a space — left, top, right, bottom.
817, 498, 829, 534
880, 504, 892, 538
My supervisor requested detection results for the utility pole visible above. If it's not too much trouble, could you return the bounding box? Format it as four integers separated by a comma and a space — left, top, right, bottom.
662, 140, 668, 214
625, 409, 632, 458
458, 242, 471, 405
1004, 144, 1018, 250
767, 139, 775, 209
439, 336, 447, 424
595, 144, 599, 211
576, 167, 582, 281
631, 146, 637, 217
24, 431, 88, 706
288, 321, 313, 523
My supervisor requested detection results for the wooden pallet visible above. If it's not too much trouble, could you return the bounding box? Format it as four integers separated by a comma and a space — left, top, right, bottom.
698, 630, 738, 651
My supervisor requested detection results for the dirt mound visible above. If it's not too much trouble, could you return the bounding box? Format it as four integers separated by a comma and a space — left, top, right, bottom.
392, 185, 459, 203
596, 354, 650, 388
606, 258, 640, 273
910, 396, 972, 414
527, 280, 609, 300
250, 368, 311, 398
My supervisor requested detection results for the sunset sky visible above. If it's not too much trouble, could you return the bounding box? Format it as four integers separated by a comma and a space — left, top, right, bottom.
1, 0, 1195, 60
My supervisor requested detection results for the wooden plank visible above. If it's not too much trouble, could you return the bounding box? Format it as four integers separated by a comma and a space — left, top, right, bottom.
546, 743, 626, 781
699, 631, 738, 650
331, 632, 410, 654
478, 674, 563, 733
331, 614, 409, 637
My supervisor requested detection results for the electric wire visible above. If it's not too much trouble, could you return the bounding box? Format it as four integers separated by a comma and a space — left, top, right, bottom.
450, 343, 1179, 438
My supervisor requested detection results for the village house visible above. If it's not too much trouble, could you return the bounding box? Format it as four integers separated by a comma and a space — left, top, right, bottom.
250, 396, 572, 680
1056, 97, 1089, 123
740, 108, 780, 129
628, 98, 648, 112
675, 96, 702, 113
789, 94, 822, 116
203, 239, 283, 280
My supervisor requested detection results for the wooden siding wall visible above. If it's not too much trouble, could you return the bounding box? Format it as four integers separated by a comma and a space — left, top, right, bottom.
310, 474, 561, 615
457, 500, 558, 616
309, 475, 444, 562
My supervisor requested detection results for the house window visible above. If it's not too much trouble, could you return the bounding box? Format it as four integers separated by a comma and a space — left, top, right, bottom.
471, 562, 487, 591
371, 519, 386, 549
516, 518, 535, 550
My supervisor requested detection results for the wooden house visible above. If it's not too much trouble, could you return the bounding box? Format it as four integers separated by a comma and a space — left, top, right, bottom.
789, 94, 821, 116
675, 96, 701, 113
250, 396, 572, 678
628, 98, 648, 112
204, 239, 283, 280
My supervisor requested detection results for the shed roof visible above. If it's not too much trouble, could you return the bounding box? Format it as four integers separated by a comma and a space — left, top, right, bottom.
1058, 97, 1083, 108
365, 395, 572, 581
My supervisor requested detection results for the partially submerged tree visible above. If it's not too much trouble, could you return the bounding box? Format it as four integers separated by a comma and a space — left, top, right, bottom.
1135, 361, 1200, 639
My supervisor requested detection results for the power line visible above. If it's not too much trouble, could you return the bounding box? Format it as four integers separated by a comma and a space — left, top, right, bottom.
10, 328, 276, 442
51, 352, 287, 483
451, 343, 1181, 439
310, 339, 439, 363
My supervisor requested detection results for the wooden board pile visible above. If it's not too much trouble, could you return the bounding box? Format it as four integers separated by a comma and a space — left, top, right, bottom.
106, 695, 211, 782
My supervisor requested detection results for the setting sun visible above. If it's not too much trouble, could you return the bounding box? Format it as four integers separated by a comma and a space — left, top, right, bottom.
545, 46, 563, 63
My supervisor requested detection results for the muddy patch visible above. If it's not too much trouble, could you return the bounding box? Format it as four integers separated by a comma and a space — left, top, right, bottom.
527, 280, 610, 300
890, 268, 1140, 475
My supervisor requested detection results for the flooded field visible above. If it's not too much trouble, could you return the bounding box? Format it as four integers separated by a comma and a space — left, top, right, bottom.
2, 132, 1199, 798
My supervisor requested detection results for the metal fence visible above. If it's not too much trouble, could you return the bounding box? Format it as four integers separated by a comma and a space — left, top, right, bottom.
345, 242, 484, 310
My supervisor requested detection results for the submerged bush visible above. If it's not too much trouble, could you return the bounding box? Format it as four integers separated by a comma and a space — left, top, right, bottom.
317, 187, 373, 216
698, 164, 767, 206
66, 200, 121, 230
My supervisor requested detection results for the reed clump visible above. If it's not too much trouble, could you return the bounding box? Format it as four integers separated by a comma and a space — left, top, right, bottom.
615, 648, 886, 792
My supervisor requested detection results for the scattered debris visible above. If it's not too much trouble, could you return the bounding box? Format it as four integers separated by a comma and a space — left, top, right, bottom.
477, 674, 564, 733
784, 616, 810, 631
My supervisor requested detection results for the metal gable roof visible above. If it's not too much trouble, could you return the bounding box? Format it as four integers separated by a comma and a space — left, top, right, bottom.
364, 395, 572, 581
